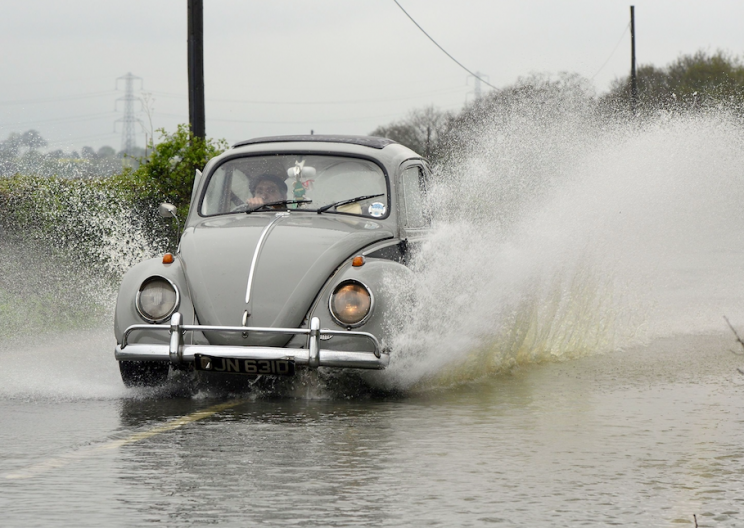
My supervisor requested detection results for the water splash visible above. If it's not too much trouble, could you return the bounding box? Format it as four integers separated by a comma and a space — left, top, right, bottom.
0, 180, 168, 399
0, 329, 127, 401
378, 103, 744, 390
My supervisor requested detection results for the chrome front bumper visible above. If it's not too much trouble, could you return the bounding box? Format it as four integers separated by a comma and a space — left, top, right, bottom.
115, 312, 389, 371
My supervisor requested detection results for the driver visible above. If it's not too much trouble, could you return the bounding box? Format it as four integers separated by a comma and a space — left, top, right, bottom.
247, 174, 288, 208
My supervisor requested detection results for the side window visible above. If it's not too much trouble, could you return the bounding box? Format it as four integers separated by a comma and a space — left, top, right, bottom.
202, 167, 227, 214
202, 167, 250, 214
400, 166, 426, 228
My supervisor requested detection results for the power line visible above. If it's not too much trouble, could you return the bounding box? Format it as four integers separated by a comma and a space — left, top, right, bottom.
210, 112, 406, 125
392, 0, 497, 91
157, 102, 463, 125
0, 90, 117, 106
590, 22, 630, 80
45, 132, 119, 148
156, 111, 405, 125
0, 76, 113, 88
147, 86, 466, 105
0, 112, 118, 128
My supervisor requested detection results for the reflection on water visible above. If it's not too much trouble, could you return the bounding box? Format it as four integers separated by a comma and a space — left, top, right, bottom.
117, 398, 398, 525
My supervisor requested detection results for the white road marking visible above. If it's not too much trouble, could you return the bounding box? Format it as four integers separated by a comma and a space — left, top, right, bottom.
4, 400, 244, 480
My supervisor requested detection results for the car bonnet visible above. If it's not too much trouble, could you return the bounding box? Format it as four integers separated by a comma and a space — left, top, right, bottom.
179, 213, 393, 346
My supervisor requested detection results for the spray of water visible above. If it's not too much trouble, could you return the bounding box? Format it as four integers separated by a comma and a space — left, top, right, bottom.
376, 97, 744, 391
0, 183, 167, 400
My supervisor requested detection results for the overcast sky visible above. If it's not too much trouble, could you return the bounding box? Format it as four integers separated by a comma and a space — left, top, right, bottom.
1, 0, 742, 153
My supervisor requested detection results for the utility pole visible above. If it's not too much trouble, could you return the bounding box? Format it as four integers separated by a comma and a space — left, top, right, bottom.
115, 72, 143, 160
630, 5, 638, 114
188, 0, 205, 139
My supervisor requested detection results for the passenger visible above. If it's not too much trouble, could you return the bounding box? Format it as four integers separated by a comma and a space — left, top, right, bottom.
247, 174, 288, 208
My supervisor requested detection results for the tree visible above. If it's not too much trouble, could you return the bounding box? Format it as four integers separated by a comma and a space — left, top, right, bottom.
603, 50, 744, 110
0, 130, 49, 176
369, 105, 453, 159
20, 129, 47, 150
97, 146, 116, 158
0, 132, 22, 157
81, 146, 97, 160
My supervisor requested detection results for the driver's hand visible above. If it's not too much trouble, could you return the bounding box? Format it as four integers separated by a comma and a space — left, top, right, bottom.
246, 197, 264, 206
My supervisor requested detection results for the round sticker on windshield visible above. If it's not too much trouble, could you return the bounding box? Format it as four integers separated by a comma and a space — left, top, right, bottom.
368, 202, 386, 217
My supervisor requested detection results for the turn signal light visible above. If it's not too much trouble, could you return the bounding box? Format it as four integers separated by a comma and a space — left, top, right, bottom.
162, 253, 174, 264
352, 255, 365, 267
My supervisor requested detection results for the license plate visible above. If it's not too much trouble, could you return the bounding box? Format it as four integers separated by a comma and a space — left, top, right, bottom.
194, 354, 295, 376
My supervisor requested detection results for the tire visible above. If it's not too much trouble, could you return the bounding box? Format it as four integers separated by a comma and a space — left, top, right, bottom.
119, 360, 170, 387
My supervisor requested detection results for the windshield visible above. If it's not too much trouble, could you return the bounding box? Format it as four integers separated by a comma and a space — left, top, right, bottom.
200, 154, 388, 217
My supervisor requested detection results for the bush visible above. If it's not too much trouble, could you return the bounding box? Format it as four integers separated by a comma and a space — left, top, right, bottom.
0, 174, 163, 278
0, 125, 229, 274
125, 124, 229, 218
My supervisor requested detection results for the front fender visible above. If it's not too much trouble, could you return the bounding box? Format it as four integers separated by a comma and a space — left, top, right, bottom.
114, 256, 195, 345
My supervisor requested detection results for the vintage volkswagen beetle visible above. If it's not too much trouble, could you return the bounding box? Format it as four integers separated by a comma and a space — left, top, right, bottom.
114, 135, 430, 386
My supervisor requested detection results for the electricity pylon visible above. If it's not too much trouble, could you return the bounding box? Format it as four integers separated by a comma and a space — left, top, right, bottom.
115, 73, 144, 159
467, 71, 489, 101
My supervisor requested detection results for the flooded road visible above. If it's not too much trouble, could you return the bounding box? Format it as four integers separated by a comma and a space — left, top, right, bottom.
2, 332, 742, 526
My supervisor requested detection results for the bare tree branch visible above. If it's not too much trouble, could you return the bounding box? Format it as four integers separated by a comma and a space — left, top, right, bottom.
724, 316, 744, 355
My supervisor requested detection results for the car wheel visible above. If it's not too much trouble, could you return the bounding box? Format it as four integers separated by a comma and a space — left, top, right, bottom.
119, 360, 170, 387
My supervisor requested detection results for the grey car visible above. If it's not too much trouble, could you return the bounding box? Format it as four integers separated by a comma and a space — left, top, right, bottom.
114, 135, 430, 386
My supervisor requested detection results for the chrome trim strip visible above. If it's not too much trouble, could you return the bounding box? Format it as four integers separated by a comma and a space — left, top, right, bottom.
361, 238, 400, 257
245, 212, 289, 306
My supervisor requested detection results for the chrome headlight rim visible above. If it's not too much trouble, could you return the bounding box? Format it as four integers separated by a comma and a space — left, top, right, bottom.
328, 279, 374, 328
135, 275, 180, 324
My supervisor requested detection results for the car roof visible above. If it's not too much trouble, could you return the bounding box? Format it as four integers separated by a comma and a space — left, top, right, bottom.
232, 135, 397, 150
220, 135, 424, 170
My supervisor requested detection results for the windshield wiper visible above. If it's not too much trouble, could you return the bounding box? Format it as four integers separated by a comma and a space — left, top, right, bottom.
241, 199, 312, 213
316, 194, 384, 214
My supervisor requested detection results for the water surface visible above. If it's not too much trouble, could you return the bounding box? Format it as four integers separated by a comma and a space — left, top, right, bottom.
2, 333, 742, 527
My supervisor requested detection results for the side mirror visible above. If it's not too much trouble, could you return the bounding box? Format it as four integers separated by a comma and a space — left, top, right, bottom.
158, 203, 181, 249
158, 203, 178, 218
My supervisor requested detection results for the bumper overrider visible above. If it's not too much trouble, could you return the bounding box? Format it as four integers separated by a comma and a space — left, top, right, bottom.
115, 312, 390, 372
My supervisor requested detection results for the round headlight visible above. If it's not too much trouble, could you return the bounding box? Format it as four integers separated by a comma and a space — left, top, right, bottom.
136, 276, 179, 323
329, 280, 373, 327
